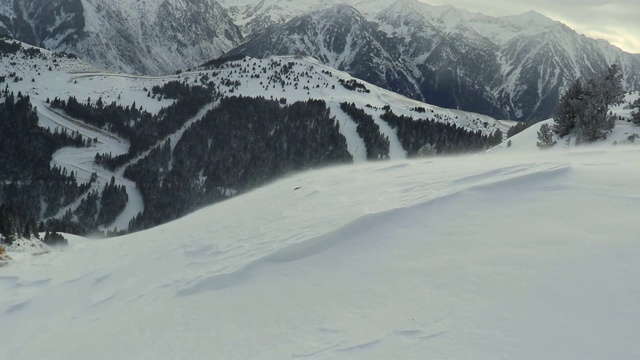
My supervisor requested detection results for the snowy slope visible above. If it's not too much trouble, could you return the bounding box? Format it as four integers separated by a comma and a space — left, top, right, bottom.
0, 39, 175, 231
194, 55, 507, 160
493, 92, 640, 151
2, 143, 640, 358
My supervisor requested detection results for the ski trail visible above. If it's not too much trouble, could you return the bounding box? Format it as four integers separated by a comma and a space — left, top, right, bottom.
40, 102, 141, 232
43, 100, 220, 232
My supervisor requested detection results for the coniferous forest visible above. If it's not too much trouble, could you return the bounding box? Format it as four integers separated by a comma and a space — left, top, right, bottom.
126, 96, 352, 231
0, 91, 90, 242
380, 109, 502, 156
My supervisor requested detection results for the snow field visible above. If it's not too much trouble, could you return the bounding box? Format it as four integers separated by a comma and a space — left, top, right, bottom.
2, 145, 640, 359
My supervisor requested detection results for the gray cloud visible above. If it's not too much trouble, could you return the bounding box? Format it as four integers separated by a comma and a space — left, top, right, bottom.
422, 0, 640, 53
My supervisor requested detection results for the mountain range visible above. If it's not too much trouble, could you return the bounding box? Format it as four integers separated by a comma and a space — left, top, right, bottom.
225, 0, 640, 121
1, 0, 639, 120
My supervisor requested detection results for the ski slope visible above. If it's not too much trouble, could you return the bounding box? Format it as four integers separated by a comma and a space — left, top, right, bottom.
2, 145, 640, 359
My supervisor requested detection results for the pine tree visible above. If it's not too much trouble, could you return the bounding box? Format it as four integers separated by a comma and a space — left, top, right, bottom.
574, 65, 623, 143
537, 123, 556, 148
599, 64, 625, 106
417, 143, 437, 157
553, 79, 583, 137
552, 65, 624, 143
490, 129, 503, 146
630, 98, 640, 125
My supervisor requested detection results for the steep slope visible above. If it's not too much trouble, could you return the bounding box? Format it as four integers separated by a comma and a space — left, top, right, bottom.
0, 0, 244, 75
225, 0, 640, 121
375, 0, 504, 117
2, 144, 640, 359
220, 0, 389, 38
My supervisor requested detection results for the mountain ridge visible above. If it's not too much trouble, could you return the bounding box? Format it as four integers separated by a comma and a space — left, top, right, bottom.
0, 0, 244, 75
226, 1, 640, 120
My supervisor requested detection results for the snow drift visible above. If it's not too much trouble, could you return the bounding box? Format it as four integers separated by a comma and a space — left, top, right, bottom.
2, 145, 640, 359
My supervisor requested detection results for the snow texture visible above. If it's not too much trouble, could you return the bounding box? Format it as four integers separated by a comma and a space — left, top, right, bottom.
2, 140, 640, 359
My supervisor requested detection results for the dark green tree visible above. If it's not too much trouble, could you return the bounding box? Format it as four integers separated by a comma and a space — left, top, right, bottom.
537, 123, 556, 148
552, 65, 625, 143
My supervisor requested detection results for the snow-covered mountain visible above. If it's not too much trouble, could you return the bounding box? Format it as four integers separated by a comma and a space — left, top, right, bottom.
226, 0, 640, 121
3, 0, 638, 120
227, 5, 421, 100
218, 0, 389, 39
0, 36, 508, 236
0, 0, 243, 75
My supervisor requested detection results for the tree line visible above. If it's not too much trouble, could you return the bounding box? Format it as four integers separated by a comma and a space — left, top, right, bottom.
380, 109, 502, 156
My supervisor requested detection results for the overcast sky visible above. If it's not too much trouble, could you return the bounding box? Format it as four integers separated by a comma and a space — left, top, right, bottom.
424, 0, 640, 54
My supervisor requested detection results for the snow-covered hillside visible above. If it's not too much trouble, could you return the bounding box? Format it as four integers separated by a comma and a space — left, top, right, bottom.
219, 0, 390, 38
2, 144, 640, 359
0, 39, 167, 231
494, 92, 640, 151
195, 55, 508, 161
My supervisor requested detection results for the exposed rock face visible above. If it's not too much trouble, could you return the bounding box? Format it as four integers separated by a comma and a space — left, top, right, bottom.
0, 0, 244, 75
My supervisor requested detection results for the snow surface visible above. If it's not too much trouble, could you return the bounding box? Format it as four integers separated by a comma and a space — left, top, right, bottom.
3, 43, 640, 357
2, 237, 49, 255
2, 143, 640, 359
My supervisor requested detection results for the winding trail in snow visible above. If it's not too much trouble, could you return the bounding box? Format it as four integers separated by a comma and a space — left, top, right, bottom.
40, 99, 222, 232
39, 102, 144, 231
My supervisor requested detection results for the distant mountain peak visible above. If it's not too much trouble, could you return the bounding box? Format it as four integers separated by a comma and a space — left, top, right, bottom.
500, 9, 562, 29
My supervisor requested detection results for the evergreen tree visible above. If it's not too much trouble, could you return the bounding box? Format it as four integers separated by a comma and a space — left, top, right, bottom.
552, 65, 624, 143
537, 123, 556, 148
552, 79, 583, 137
417, 143, 437, 157
575, 65, 623, 143
490, 129, 504, 146
630, 97, 640, 125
